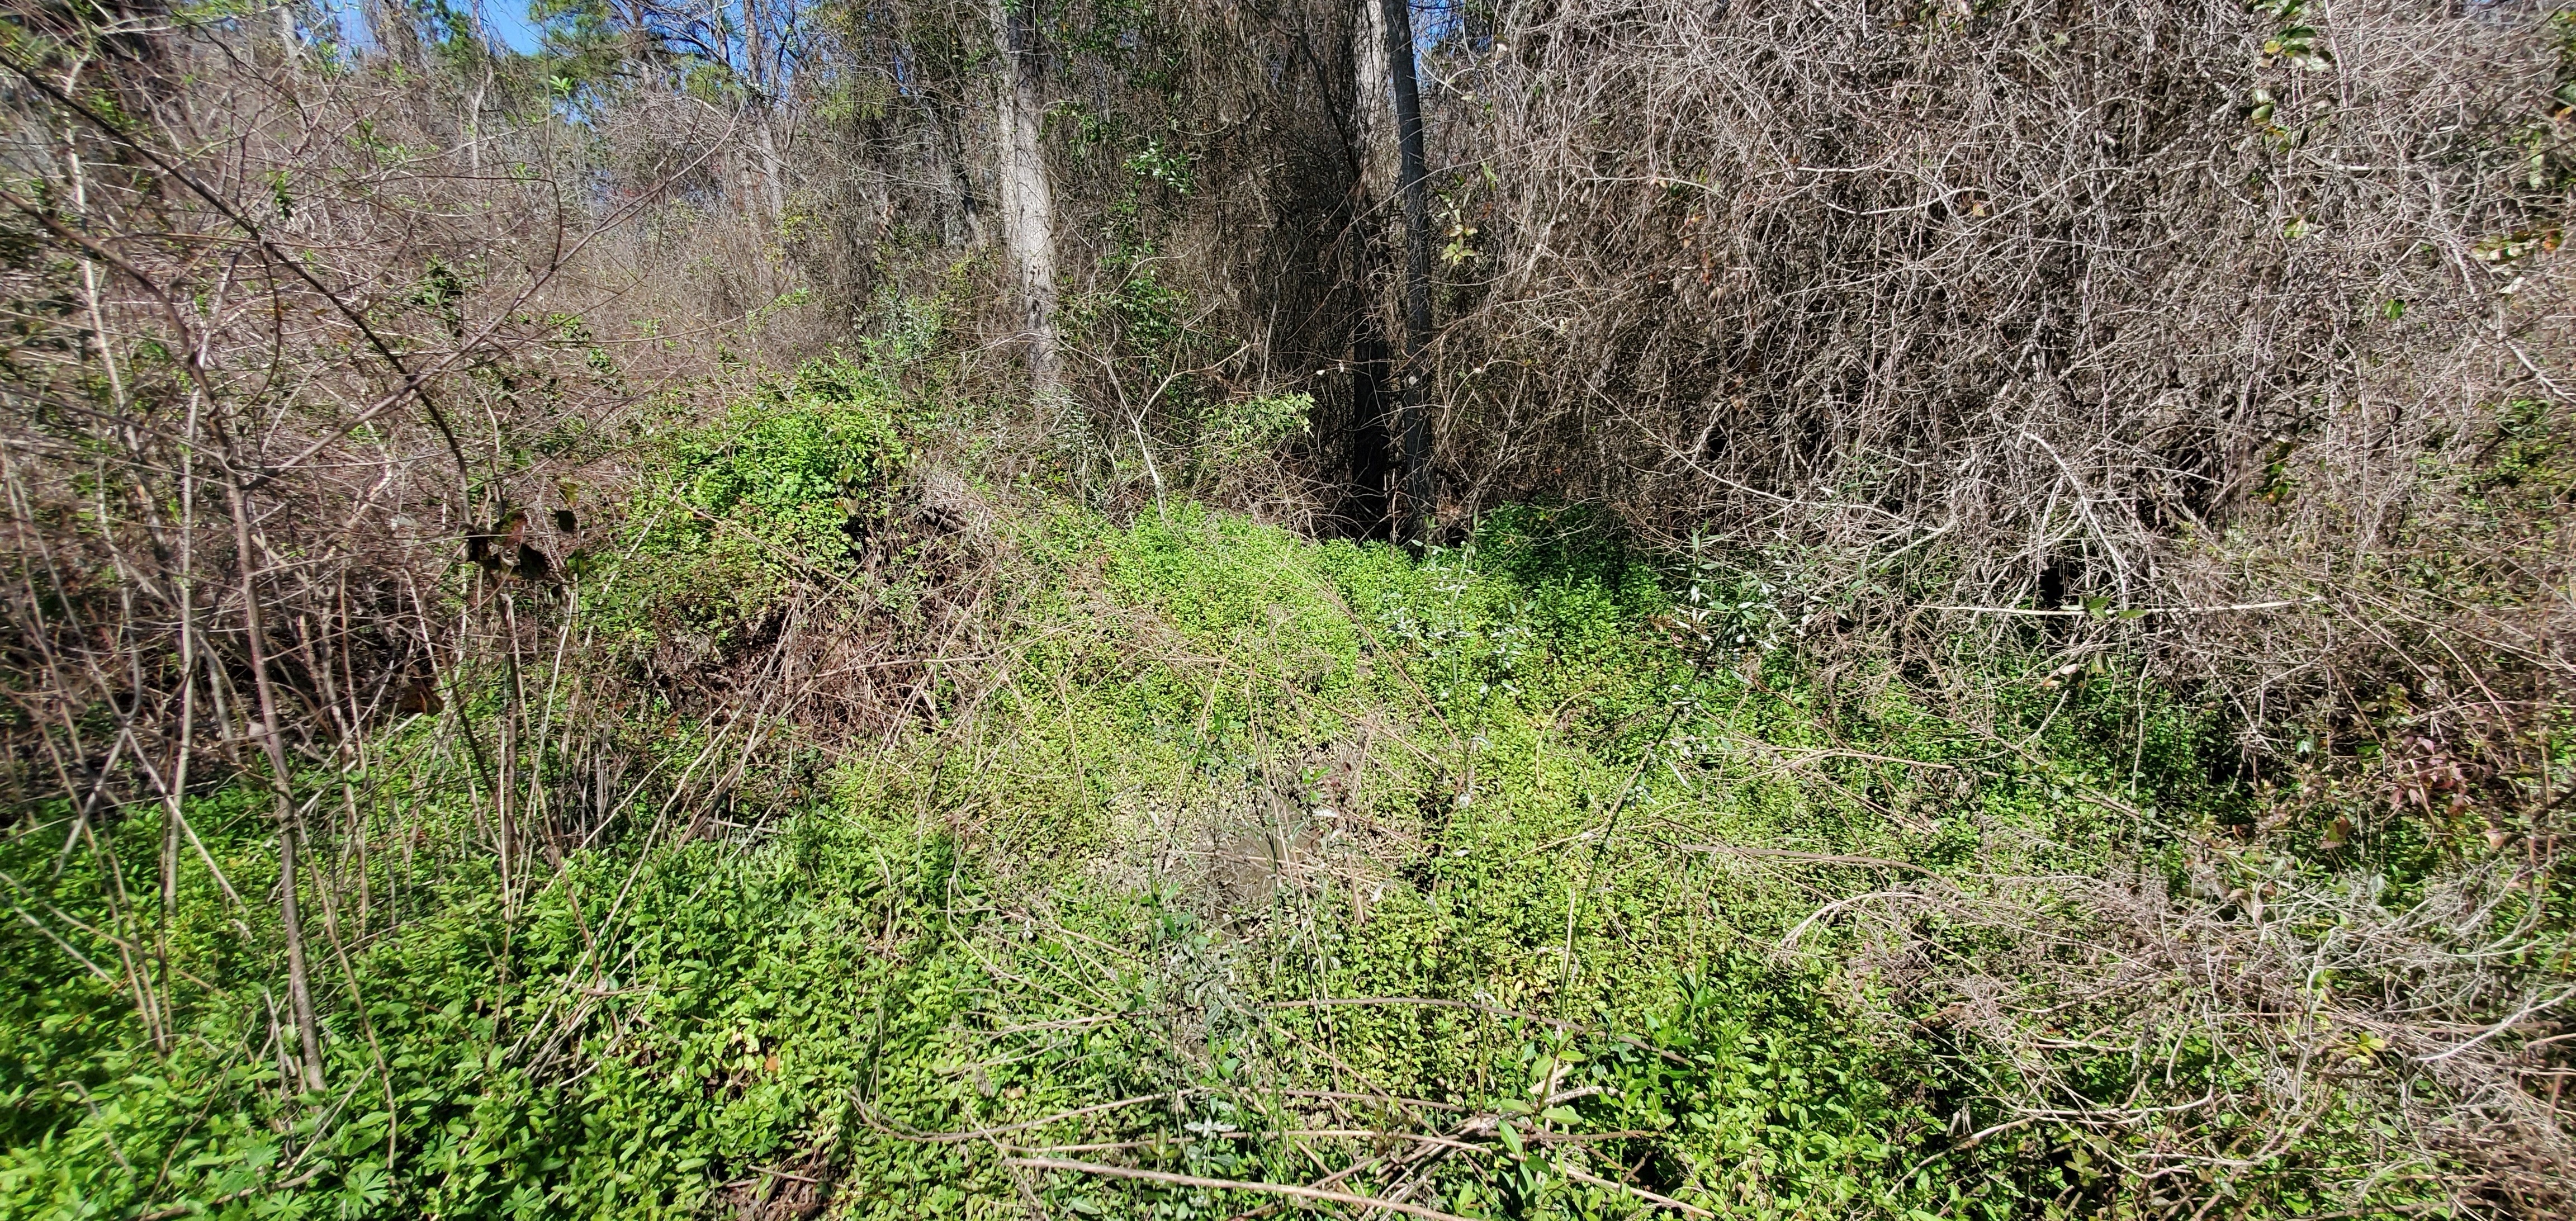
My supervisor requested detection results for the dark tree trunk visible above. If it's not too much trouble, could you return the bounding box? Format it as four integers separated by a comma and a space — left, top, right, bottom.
1382, 0, 1434, 547
1341, 0, 1398, 538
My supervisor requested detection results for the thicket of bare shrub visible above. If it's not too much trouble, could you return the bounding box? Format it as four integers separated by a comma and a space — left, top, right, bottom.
1422, 0, 2567, 687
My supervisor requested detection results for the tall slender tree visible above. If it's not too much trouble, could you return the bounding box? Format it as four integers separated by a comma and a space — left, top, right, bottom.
1380, 0, 1433, 546
995, 0, 1059, 395
1346, 0, 1398, 537
744, 0, 789, 229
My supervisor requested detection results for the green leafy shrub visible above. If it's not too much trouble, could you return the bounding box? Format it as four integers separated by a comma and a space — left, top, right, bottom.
584, 358, 908, 660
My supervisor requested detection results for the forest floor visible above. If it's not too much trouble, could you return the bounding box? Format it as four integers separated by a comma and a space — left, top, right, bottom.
1, 368, 2544, 1220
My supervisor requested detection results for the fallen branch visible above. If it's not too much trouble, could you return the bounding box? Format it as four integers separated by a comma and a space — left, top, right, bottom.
1912, 599, 2312, 618
1004, 1157, 1476, 1221
1671, 842, 1938, 876
1557, 1161, 1715, 1218
861, 1092, 1173, 1143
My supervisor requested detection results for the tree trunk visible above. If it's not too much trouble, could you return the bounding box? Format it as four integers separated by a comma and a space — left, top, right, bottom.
1353, 0, 1397, 205
931, 100, 986, 248
745, 0, 788, 230
995, 0, 1060, 396
1381, 0, 1434, 547
1344, 0, 1399, 537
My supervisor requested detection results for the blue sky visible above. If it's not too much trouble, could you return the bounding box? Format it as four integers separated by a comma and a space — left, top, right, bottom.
315, 1, 1464, 65
316, 0, 548, 56
474, 2, 546, 54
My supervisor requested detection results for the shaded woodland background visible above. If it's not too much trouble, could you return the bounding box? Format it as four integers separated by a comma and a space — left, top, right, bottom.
4, 0, 2575, 1215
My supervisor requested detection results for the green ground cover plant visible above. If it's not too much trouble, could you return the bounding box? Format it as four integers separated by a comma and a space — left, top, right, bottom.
10, 376, 2544, 1218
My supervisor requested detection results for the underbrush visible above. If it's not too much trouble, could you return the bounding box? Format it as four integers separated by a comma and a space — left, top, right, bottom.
8, 441, 2562, 1218
7, 3, 2574, 1215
